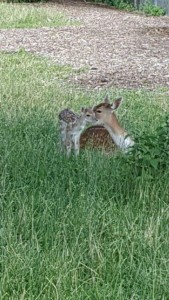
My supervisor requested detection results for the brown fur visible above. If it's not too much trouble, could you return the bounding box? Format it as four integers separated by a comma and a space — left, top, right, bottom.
79, 96, 134, 152
93, 103, 111, 110
80, 125, 116, 151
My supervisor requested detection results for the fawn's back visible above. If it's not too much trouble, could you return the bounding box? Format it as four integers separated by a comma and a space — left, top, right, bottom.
59, 109, 78, 126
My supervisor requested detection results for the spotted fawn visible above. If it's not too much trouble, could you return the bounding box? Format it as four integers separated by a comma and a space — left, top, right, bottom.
59, 107, 97, 156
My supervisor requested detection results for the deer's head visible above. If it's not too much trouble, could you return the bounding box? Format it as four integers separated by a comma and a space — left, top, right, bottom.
93, 95, 122, 125
93, 96, 134, 151
80, 107, 98, 124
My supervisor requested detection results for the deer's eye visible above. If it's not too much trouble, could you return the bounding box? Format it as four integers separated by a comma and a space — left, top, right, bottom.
96, 110, 102, 113
86, 114, 91, 117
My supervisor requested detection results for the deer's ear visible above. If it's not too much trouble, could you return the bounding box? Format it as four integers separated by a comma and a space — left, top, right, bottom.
111, 97, 123, 110
103, 95, 109, 104
81, 107, 85, 113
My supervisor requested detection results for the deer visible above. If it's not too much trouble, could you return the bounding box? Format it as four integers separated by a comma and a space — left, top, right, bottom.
58, 107, 97, 156
80, 96, 134, 152
80, 125, 116, 151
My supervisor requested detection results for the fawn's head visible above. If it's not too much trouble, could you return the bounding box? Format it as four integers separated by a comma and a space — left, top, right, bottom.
80, 107, 97, 124
93, 95, 122, 124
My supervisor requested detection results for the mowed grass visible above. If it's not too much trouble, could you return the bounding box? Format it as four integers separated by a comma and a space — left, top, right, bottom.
0, 3, 78, 29
0, 51, 169, 300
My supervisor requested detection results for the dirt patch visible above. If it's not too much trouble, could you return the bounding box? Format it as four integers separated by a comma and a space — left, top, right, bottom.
143, 26, 169, 36
0, 1, 169, 90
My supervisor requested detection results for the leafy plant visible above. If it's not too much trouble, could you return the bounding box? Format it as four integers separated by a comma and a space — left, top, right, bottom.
109, 0, 134, 10
90, 0, 134, 11
126, 115, 169, 175
141, 0, 166, 16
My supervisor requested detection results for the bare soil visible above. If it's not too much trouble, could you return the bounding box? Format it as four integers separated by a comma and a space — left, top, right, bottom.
1, 1, 169, 90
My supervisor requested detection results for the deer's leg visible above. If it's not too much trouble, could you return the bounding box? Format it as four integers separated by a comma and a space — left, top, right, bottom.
65, 130, 72, 157
60, 129, 67, 150
73, 134, 80, 156
59, 121, 67, 150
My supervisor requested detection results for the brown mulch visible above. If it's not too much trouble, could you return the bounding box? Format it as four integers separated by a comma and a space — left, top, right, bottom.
1, 1, 169, 90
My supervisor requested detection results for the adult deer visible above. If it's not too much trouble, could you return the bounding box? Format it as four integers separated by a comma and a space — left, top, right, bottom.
80, 96, 134, 152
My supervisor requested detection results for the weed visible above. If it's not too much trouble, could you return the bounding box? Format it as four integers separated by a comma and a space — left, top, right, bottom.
141, 0, 166, 16
109, 0, 134, 10
90, 0, 134, 11
124, 114, 169, 178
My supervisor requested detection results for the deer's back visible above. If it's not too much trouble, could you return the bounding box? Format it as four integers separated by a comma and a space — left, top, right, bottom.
59, 109, 78, 124
80, 125, 116, 151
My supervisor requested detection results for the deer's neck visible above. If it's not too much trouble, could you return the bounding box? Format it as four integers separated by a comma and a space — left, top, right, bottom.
72, 116, 86, 135
104, 114, 134, 151
78, 116, 87, 130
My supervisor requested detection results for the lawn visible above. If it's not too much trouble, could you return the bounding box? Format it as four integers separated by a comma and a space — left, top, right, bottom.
0, 50, 169, 299
0, 3, 78, 29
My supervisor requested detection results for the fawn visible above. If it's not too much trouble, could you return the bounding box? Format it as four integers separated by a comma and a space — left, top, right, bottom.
58, 107, 97, 156
80, 96, 134, 152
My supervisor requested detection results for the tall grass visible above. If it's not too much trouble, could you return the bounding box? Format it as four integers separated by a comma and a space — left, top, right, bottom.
0, 3, 78, 29
0, 51, 169, 299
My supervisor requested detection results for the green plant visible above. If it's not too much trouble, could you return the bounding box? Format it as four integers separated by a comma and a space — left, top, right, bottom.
111, 0, 134, 10
126, 115, 169, 175
90, 0, 134, 11
141, 0, 166, 16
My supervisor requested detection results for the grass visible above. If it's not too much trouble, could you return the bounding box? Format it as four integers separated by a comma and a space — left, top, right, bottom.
0, 50, 169, 300
0, 3, 78, 29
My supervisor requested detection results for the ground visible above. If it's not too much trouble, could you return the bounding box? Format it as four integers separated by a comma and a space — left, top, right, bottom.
0, 1, 169, 90
1, 3, 169, 299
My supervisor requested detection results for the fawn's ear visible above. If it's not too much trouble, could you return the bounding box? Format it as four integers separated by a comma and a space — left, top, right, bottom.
111, 97, 123, 110
103, 95, 109, 104
81, 107, 85, 113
